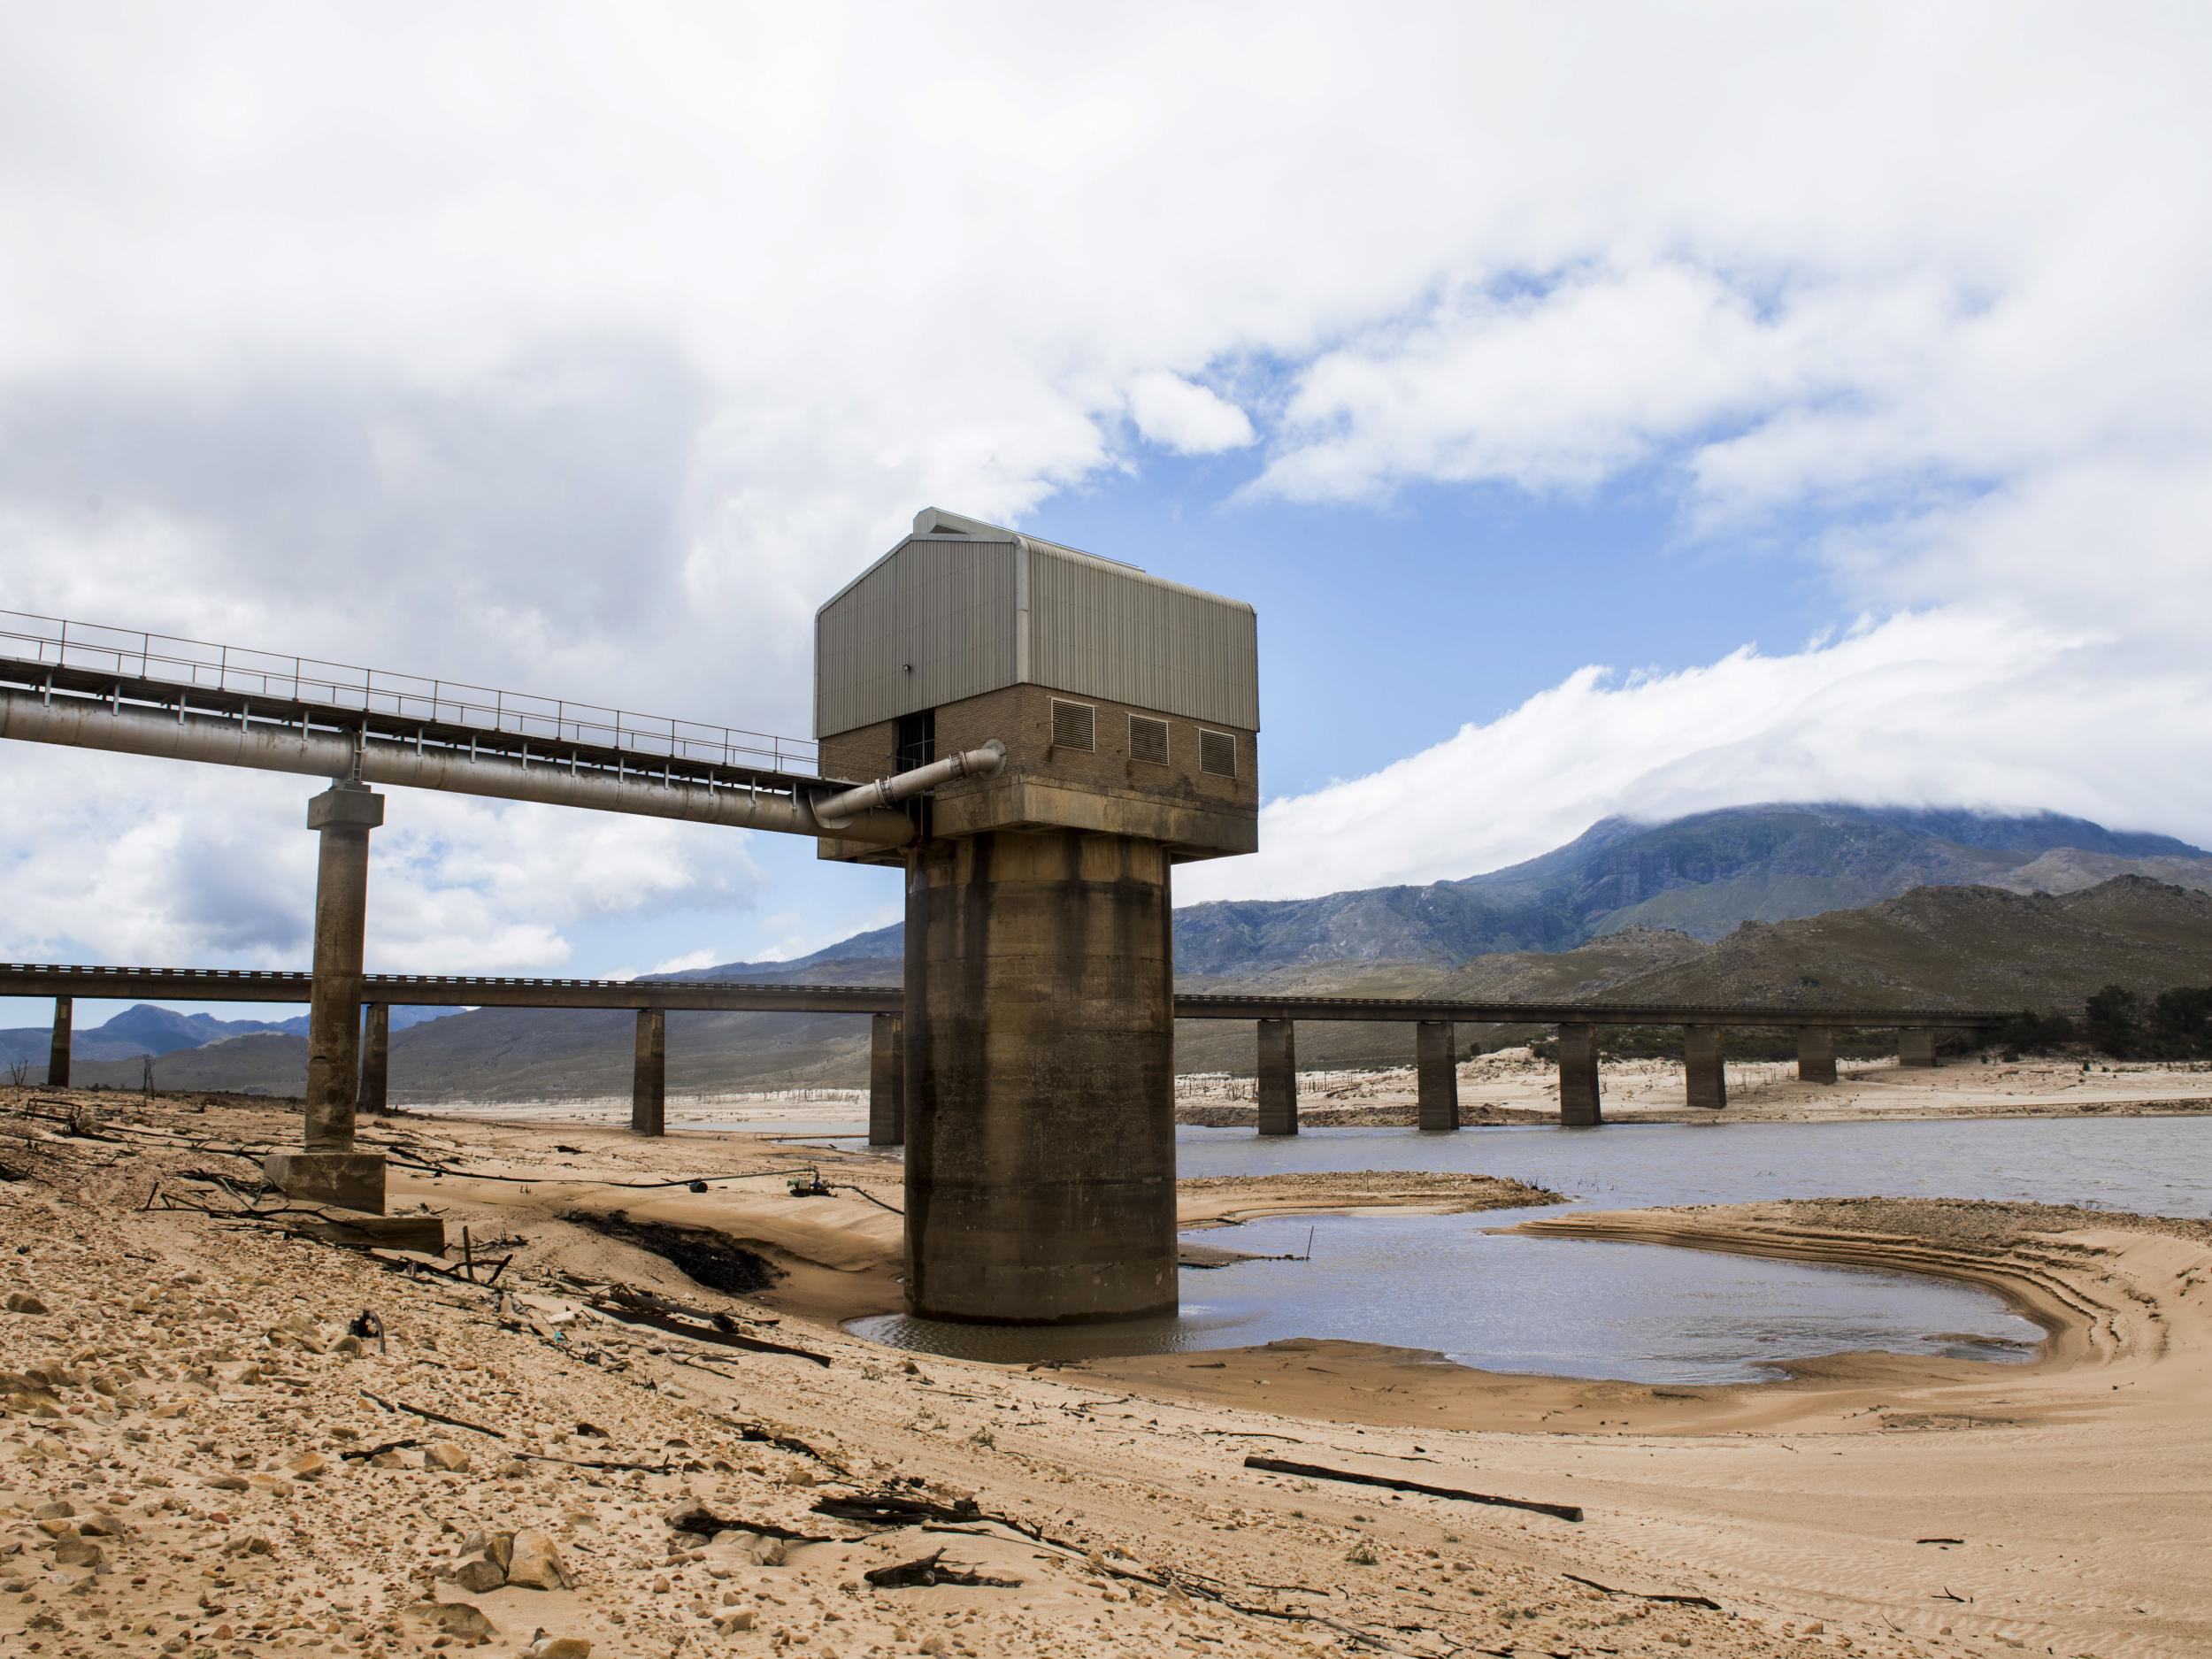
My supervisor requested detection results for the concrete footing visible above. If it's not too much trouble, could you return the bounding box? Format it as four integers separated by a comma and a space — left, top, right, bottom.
1557, 1022, 1601, 1125
1796, 1025, 1837, 1084
902, 829, 1177, 1325
632, 1008, 667, 1136
868, 1013, 904, 1147
1416, 1019, 1458, 1131
359, 1003, 390, 1114
47, 995, 71, 1088
1685, 1025, 1728, 1109
1899, 1027, 1940, 1068
1256, 1018, 1299, 1136
262, 1149, 388, 1212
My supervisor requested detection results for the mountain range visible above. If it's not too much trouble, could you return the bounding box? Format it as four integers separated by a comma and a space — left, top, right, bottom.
26, 802, 2212, 1096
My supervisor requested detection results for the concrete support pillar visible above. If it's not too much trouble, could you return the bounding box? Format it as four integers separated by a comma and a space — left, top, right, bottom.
264, 782, 387, 1211
1256, 1018, 1300, 1136
632, 1008, 667, 1136
359, 1003, 390, 1115
868, 1013, 905, 1147
1685, 1025, 1728, 1109
47, 995, 72, 1088
1557, 1022, 1601, 1126
903, 830, 1176, 1325
1796, 1025, 1837, 1085
1416, 1019, 1458, 1131
1899, 1027, 1940, 1068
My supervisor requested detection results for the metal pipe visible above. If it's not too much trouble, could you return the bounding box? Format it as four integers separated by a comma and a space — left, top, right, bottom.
810, 739, 1005, 826
0, 693, 916, 843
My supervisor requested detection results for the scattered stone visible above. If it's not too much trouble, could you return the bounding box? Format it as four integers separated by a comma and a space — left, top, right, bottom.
524, 1637, 592, 1659
52, 1537, 104, 1569
5, 1292, 49, 1315
284, 1451, 329, 1480
424, 1440, 472, 1471
76, 1512, 128, 1538
30, 1500, 73, 1520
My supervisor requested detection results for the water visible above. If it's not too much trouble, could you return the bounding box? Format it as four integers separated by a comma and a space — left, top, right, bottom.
850, 1115, 2210, 1379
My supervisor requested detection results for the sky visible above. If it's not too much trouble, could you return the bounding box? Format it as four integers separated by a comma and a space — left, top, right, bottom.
4, 3, 2212, 1029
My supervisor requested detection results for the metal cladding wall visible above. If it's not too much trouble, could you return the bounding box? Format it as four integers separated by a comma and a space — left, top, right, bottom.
815, 532, 1257, 737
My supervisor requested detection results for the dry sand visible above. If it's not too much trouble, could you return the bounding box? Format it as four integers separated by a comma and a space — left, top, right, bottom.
2, 1086, 2207, 1658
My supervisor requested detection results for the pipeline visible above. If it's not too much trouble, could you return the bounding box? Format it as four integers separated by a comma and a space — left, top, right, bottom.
810, 739, 1005, 826
0, 693, 918, 843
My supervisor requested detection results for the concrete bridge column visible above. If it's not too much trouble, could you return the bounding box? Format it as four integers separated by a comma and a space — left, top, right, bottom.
903, 830, 1177, 1325
868, 1013, 904, 1147
632, 1008, 667, 1136
1416, 1020, 1458, 1131
264, 782, 386, 1211
1685, 1025, 1728, 1109
1256, 1018, 1300, 1136
1899, 1027, 1940, 1068
359, 1003, 390, 1115
1557, 1022, 1601, 1126
1795, 1025, 1837, 1085
47, 995, 72, 1087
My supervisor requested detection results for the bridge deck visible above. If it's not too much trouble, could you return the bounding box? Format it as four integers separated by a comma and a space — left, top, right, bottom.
1, 964, 2008, 1027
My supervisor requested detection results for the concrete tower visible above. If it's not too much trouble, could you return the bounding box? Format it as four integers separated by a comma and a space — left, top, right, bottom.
816, 510, 1259, 1324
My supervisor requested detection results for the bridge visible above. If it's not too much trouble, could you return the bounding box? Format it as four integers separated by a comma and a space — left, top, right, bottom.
5, 960, 2006, 1139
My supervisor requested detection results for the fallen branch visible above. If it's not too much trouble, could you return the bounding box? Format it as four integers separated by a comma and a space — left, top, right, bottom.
359, 1390, 508, 1440
1243, 1455, 1583, 1524
864, 1549, 1019, 1589
339, 1437, 419, 1463
1562, 1573, 1719, 1609
584, 1294, 829, 1367
668, 1506, 833, 1544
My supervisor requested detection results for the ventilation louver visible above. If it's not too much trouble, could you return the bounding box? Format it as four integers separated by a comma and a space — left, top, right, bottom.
1199, 729, 1236, 778
1051, 698, 1096, 751
1129, 715, 1170, 765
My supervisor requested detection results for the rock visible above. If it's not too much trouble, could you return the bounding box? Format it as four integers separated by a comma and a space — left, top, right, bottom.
52, 1538, 103, 1569
441, 1553, 506, 1594
223, 1535, 275, 1558
284, 1452, 328, 1480
35, 1517, 76, 1538
718, 1609, 757, 1632
76, 1513, 128, 1538
209, 1475, 249, 1492
504, 1529, 571, 1591
5, 1292, 49, 1315
457, 1529, 516, 1576
30, 1500, 73, 1520
404, 1600, 499, 1644
524, 1638, 592, 1659
424, 1440, 472, 1471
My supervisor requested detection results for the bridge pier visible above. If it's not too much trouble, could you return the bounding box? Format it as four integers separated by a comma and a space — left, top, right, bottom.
632, 1008, 667, 1136
359, 1003, 390, 1114
47, 995, 71, 1087
1557, 1021, 1601, 1125
1685, 1025, 1727, 1109
1899, 1027, 1940, 1068
1256, 1017, 1300, 1136
903, 830, 1177, 1325
263, 782, 388, 1212
1796, 1025, 1837, 1084
1416, 1019, 1458, 1131
869, 1012, 904, 1147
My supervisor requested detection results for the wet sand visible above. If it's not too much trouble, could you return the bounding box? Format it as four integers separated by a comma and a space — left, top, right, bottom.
4, 1087, 2207, 1657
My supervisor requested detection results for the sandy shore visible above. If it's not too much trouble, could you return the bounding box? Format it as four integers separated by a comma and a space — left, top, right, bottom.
4, 1089, 2208, 1658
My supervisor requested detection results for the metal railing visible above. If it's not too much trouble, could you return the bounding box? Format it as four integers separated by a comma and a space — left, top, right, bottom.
0, 609, 818, 775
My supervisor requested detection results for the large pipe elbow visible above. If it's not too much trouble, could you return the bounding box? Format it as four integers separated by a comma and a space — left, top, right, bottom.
810, 740, 1005, 827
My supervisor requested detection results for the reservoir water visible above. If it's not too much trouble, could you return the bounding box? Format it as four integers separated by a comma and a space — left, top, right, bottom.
847, 1115, 2211, 1379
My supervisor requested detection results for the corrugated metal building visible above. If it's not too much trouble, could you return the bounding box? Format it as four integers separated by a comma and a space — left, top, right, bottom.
814, 509, 1259, 864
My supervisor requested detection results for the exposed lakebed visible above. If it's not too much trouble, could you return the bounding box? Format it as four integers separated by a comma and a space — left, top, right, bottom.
849, 1116, 2211, 1379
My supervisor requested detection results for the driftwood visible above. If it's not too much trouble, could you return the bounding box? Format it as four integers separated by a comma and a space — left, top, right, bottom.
667, 1506, 832, 1544
1242, 1455, 1583, 1524
863, 1549, 1020, 1589
584, 1294, 829, 1367
814, 1493, 982, 1527
1562, 1572, 1719, 1609
359, 1389, 508, 1440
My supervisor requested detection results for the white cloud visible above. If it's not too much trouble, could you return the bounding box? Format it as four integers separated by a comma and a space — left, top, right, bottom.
1181, 605, 2212, 905
1125, 372, 1255, 455
1, 5, 2208, 949
649, 948, 723, 975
